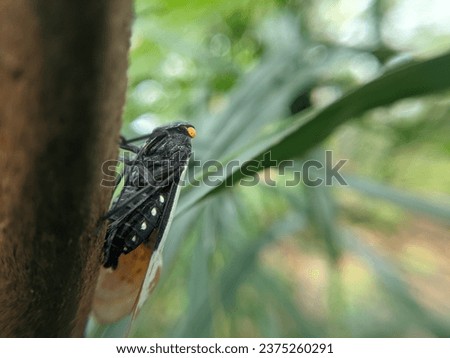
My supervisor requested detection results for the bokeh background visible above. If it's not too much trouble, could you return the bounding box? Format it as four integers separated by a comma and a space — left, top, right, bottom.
114, 0, 450, 337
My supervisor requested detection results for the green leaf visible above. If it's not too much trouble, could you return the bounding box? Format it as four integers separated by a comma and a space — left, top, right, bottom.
219, 213, 306, 308
178, 51, 450, 213
171, 226, 213, 337
346, 176, 450, 223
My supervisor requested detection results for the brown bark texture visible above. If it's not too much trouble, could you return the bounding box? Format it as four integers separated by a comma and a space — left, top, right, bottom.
0, 0, 132, 337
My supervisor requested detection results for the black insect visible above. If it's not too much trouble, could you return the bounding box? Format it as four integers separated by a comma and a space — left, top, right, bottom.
103, 122, 196, 269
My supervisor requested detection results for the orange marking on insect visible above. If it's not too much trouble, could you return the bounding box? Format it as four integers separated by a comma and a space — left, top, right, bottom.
92, 244, 152, 324
187, 126, 196, 138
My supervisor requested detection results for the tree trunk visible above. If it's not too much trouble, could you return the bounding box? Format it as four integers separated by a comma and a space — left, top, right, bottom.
0, 0, 132, 337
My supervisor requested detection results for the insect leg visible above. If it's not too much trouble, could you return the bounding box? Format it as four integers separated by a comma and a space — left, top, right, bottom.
119, 135, 141, 153
118, 156, 136, 166
123, 133, 155, 144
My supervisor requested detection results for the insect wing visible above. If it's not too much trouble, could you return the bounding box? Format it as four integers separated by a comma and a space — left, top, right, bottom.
131, 166, 187, 321
92, 244, 153, 325
93, 168, 187, 325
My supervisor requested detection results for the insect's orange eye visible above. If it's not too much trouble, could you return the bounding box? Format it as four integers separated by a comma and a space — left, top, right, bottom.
187, 126, 196, 138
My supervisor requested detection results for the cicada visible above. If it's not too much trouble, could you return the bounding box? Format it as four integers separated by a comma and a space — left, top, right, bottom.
92, 122, 196, 324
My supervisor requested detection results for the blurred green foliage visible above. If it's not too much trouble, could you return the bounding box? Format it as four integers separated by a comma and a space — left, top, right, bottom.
108, 0, 450, 337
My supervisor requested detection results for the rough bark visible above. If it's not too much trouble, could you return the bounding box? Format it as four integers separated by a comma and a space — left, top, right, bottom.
0, 0, 132, 337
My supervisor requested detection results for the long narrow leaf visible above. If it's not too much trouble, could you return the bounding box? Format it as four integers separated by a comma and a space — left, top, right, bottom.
178, 51, 450, 213
346, 176, 450, 223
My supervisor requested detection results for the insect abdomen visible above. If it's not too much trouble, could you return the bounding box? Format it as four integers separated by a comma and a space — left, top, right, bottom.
103, 189, 168, 268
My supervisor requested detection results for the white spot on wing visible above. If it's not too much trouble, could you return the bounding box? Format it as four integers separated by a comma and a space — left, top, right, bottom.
131, 235, 137, 242
159, 195, 165, 203
151, 207, 157, 216
141, 221, 147, 230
